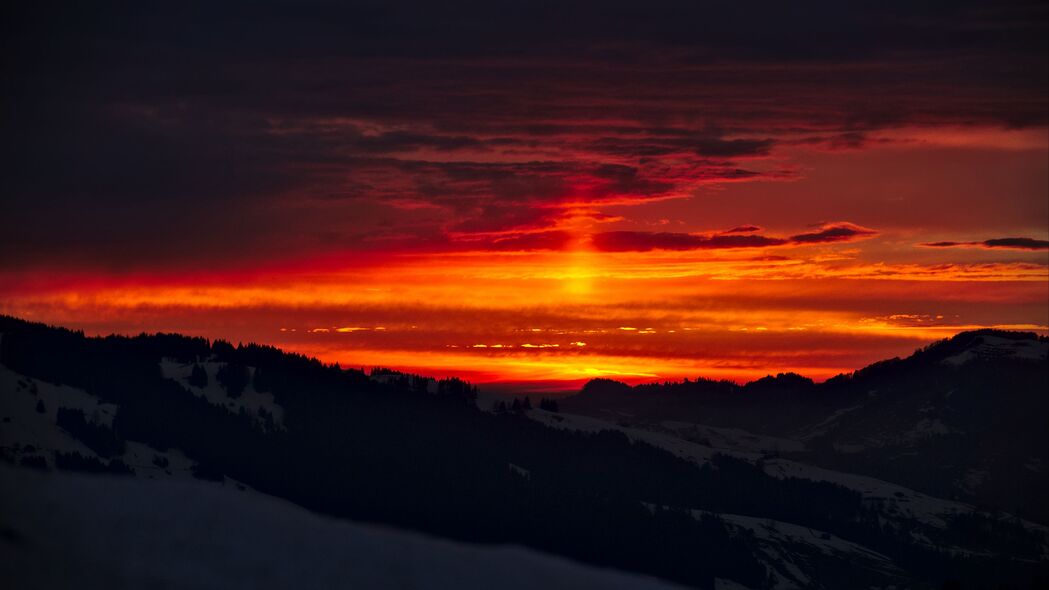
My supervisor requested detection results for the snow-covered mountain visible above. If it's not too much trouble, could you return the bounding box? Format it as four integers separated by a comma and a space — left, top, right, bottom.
2, 317, 1047, 589
940, 333, 1048, 366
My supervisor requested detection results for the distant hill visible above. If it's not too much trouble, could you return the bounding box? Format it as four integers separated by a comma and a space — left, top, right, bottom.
2, 316, 1047, 589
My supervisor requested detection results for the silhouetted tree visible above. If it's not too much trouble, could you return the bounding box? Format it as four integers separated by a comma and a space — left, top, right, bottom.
55, 407, 125, 457
188, 364, 208, 388
216, 363, 249, 398
54, 451, 133, 475
19, 455, 47, 470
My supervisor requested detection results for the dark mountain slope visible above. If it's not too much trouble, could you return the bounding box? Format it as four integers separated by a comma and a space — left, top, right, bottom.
0, 316, 760, 589
2, 316, 1047, 589
562, 330, 1049, 523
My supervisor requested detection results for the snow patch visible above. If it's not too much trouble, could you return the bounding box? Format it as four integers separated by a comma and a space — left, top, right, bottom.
693, 509, 902, 589
802, 404, 864, 439
160, 359, 285, 429
907, 418, 950, 438
508, 463, 531, 480
714, 578, 756, 590
942, 336, 1048, 366
829, 442, 867, 453
958, 469, 987, 494
527, 410, 740, 465
658, 421, 805, 454
0, 365, 116, 465
762, 458, 972, 530
0, 363, 240, 486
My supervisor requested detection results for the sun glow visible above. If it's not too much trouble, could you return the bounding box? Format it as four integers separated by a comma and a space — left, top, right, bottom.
2, 243, 1046, 385
560, 248, 600, 297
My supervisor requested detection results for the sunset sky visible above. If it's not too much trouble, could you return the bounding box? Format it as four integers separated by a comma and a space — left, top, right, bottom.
2, 2, 1047, 390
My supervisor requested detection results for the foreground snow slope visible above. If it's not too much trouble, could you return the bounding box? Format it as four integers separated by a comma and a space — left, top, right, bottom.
0, 467, 687, 590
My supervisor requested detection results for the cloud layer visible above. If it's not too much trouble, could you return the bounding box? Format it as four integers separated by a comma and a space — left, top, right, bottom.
1, 2, 1047, 269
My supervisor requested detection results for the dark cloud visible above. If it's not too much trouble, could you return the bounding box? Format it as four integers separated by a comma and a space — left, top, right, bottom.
722, 225, 763, 234
584, 136, 774, 159
592, 222, 879, 252
984, 238, 1049, 250
1, 1, 1045, 267
592, 231, 788, 252
922, 237, 1049, 250
789, 223, 879, 244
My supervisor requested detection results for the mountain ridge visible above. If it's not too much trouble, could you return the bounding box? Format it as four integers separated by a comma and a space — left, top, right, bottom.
560, 329, 1049, 526
573, 328, 1047, 400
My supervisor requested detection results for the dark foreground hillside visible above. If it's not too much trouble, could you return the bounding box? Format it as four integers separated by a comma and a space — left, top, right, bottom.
1, 316, 1047, 589
1, 466, 685, 590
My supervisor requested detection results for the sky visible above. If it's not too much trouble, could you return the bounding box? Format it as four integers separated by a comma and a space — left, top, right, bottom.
2, 1, 1047, 391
